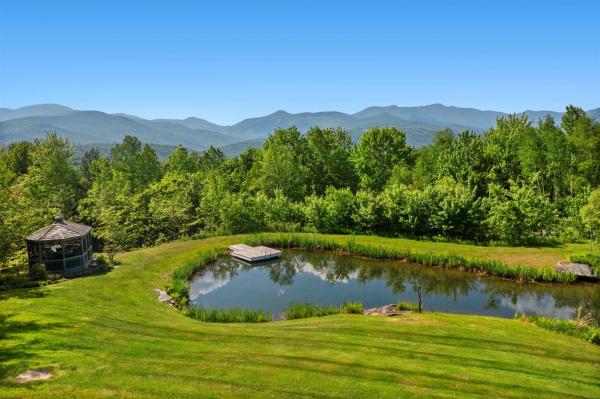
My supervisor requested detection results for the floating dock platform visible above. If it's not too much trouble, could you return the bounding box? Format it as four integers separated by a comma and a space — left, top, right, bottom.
229, 244, 282, 262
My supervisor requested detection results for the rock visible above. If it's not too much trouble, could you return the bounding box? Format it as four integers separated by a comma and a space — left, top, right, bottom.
15, 369, 52, 383
154, 288, 176, 306
364, 304, 403, 316
556, 261, 597, 280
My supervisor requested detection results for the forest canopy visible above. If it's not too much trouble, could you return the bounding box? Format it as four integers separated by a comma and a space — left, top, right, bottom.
1, 105, 600, 271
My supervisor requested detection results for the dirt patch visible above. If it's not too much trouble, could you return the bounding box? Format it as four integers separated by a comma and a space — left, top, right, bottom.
14, 369, 52, 383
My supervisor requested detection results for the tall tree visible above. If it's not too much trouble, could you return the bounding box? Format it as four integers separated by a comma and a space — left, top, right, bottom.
304, 127, 356, 195
352, 127, 412, 191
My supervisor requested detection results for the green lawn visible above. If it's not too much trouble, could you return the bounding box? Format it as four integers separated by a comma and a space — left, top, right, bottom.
304, 233, 589, 269
1, 234, 599, 398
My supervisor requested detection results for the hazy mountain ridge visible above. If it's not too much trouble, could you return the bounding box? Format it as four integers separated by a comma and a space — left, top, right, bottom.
1, 103, 598, 155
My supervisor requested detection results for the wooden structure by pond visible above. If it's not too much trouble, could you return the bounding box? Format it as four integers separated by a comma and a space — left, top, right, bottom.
25, 215, 93, 274
229, 244, 282, 262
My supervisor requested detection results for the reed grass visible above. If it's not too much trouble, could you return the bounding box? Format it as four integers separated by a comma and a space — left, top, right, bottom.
165, 247, 225, 308
396, 301, 420, 312
519, 314, 600, 345
184, 306, 272, 323
340, 301, 364, 314
246, 233, 576, 283
285, 301, 364, 319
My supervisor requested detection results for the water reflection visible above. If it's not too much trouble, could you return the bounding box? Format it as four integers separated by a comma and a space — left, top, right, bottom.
189, 250, 600, 322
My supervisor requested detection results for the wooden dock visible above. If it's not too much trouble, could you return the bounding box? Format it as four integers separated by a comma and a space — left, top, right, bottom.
229, 244, 282, 262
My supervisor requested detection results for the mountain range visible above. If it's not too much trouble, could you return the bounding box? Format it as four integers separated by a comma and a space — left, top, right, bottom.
1, 103, 598, 156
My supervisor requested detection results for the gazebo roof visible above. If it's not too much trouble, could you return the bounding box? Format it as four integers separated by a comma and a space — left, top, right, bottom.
26, 215, 92, 242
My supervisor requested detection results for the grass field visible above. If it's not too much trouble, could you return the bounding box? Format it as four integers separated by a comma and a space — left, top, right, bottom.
285, 233, 590, 269
1, 234, 599, 398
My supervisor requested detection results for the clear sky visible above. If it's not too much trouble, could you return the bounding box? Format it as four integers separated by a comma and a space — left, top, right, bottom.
0, 0, 598, 124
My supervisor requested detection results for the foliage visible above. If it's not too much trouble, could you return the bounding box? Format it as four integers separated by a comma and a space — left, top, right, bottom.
581, 188, 600, 234
2, 106, 600, 271
352, 126, 412, 191
28, 263, 48, 281
484, 182, 557, 244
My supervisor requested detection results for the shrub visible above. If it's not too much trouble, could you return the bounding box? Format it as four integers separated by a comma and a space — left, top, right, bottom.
29, 263, 48, 281
95, 254, 107, 266
396, 301, 420, 312
185, 306, 272, 323
0, 274, 31, 289
304, 187, 356, 233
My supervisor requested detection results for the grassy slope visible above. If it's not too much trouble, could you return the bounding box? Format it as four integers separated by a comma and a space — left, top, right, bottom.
1, 235, 599, 399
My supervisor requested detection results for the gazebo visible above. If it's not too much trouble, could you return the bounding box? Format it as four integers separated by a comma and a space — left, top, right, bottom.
25, 215, 94, 273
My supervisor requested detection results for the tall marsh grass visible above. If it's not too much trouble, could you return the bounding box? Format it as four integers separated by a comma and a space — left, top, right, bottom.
165, 248, 225, 308
246, 233, 576, 283
519, 312, 600, 345
284, 301, 365, 320
396, 301, 420, 312
185, 306, 272, 323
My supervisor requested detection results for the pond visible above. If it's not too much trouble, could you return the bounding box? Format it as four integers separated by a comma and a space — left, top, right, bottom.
189, 250, 600, 322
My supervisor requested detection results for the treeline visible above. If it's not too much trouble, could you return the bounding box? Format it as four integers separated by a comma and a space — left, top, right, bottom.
1, 105, 600, 270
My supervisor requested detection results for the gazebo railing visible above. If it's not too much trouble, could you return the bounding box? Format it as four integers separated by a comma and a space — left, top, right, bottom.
37, 252, 92, 273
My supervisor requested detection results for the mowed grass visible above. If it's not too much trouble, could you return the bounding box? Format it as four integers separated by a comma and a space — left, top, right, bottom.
1, 234, 599, 398
267, 233, 589, 270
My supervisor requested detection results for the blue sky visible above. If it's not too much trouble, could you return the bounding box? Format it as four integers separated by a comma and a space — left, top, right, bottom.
0, 0, 598, 124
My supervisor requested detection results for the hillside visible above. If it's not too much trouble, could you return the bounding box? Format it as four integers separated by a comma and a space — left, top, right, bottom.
1, 103, 598, 155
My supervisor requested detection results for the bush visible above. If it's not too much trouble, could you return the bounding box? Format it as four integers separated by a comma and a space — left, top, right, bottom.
95, 254, 107, 266
29, 263, 48, 281
185, 306, 272, 323
304, 187, 356, 233
0, 273, 31, 289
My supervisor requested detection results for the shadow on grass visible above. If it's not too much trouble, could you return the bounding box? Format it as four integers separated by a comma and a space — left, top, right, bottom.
0, 287, 47, 302
0, 313, 68, 384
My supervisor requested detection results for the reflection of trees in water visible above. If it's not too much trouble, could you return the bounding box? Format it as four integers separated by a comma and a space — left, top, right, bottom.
483, 279, 600, 322
266, 257, 298, 285
206, 252, 600, 322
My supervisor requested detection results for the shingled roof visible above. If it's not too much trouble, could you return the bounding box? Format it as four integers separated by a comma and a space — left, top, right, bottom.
26, 215, 92, 242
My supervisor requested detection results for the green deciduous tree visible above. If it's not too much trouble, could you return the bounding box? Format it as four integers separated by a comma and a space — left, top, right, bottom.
352, 127, 412, 192
304, 127, 356, 195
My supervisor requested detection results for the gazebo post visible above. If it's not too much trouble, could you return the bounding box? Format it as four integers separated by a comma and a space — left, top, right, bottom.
62, 240, 66, 271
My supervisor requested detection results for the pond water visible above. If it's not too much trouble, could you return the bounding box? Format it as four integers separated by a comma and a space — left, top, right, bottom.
189, 250, 600, 321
